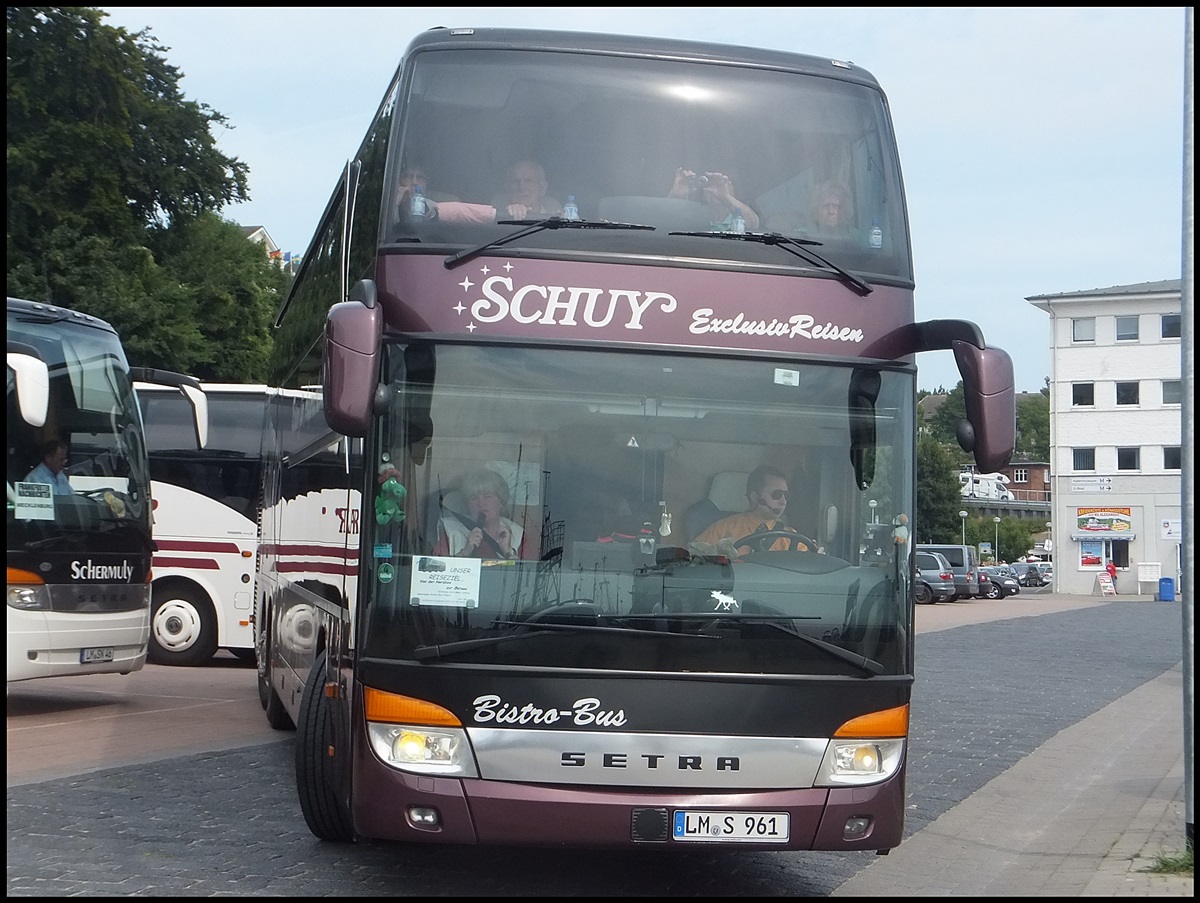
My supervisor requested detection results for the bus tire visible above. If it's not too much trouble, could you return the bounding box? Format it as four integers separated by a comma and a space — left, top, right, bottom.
296, 652, 355, 842
149, 584, 218, 666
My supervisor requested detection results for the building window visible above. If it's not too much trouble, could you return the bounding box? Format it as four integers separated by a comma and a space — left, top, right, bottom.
1115, 315, 1139, 341
1071, 383, 1094, 406
1072, 318, 1095, 342
1073, 448, 1095, 471
1161, 314, 1181, 338
1116, 447, 1140, 470
1014, 468, 1028, 483
1164, 446, 1181, 470
1115, 381, 1140, 405
1163, 380, 1182, 405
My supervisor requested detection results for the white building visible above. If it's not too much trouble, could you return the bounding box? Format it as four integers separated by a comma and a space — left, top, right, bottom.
1028, 279, 1183, 597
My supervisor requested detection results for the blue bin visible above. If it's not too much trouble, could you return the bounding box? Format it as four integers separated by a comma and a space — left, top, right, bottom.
1157, 577, 1175, 602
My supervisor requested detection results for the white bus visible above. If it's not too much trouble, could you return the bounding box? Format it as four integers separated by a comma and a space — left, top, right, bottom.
135, 383, 269, 665
8, 297, 204, 683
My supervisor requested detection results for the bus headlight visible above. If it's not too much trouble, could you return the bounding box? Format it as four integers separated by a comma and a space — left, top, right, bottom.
7, 585, 51, 611
814, 739, 904, 786
366, 723, 479, 777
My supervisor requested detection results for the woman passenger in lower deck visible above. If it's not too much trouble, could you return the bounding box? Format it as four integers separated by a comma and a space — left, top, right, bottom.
431, 468, 527, 560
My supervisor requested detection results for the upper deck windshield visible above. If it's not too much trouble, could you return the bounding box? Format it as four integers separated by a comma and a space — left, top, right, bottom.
383, 46, 911, 283
361, 343, 915, 677
7, 305, 151, 548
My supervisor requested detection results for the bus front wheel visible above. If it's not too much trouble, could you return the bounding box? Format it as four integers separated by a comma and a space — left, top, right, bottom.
296, 652, 355, 842
149, 584, 218, 666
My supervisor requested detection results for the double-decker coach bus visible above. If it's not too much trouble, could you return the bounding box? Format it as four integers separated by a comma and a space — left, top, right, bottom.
7, 297, 205, 684
258, 27, 1015, 853
136, 383, 270, 665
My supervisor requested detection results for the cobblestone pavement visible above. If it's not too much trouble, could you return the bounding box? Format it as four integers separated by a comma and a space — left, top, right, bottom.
6, 598, 1191, 896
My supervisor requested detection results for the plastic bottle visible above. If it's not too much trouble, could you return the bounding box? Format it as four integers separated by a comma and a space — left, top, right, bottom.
562, 195, 580, 221
731, 207, 746, 234
869, 217, 883, 249
410, 184, 426, 218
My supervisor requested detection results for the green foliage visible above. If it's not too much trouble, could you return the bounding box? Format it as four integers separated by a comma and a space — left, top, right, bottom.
7, 7, 275, 381
1016, 388, 1050, 460
1143, 843, 1193, 875
149, 213, 288, 381
914, 433, 962, 543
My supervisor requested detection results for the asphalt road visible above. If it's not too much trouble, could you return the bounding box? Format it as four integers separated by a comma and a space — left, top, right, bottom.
6, 590, 1185, 896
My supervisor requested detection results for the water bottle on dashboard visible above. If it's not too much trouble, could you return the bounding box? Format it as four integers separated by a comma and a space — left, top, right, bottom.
562, 195, 580, 221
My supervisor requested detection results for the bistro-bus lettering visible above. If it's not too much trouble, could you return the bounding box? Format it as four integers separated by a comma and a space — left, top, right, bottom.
69, 559, 134, 582
473, 693, 628, 727
474, 276, 677, 328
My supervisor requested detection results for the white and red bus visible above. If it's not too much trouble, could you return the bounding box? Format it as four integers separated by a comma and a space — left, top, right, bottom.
257, 27, 1015, 853
136, 383, 268, 665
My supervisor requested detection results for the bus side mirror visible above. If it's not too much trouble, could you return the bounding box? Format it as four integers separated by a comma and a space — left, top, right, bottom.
7, 347, 50, 428
324, 287, 382, 437
953, 340, 1015, 473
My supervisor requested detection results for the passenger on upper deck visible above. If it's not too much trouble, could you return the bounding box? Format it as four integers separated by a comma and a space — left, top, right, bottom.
395, 160, 459, 212
764, 179, 856, 239
667, 166, 760, 232
415, 158, 562, 225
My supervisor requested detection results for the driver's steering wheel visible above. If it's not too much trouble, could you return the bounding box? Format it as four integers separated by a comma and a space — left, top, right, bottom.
733, 529, 819, 553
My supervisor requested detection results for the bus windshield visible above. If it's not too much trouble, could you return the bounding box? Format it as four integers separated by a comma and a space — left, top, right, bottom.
7, 308, 151, 547
362, 343, 914, 676
384, 46, 910, 283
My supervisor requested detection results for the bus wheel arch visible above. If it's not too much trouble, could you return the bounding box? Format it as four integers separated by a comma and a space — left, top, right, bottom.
149, 579, 219, 666
296, 650, 355, 842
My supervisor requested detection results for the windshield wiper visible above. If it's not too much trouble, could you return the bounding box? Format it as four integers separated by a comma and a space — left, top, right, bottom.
413, 618, 719, 662
620, 611, 883, 675
753, 618, 885, 675
444, 217, 655, 270
668, 230, 873, 297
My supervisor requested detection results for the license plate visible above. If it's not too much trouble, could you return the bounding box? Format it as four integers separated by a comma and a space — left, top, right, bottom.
80, 646, 114, 664
672, 810, 790, 843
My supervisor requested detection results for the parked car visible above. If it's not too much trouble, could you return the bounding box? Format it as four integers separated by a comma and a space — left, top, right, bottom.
980, 565, 1020, 598
914, 550, 956, 604
1037, 561, 1054, 583
1020, 563, 1047, 587
916, 544, 982, 600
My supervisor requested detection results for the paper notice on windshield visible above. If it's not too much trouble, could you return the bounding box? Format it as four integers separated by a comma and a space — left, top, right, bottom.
13, 481, 55, 520
410, 556, 481, 608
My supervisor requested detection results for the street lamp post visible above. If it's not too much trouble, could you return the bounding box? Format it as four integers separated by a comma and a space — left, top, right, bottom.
993, 516, 1002, 562
959, 510, 968, 545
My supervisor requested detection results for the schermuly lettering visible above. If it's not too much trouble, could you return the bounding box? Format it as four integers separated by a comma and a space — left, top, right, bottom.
69, 559, 135, 582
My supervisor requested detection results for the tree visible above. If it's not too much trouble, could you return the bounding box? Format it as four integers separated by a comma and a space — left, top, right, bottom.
1015, 385, 1050, 460
7, 7, 278, 379
914, 433, 963, 543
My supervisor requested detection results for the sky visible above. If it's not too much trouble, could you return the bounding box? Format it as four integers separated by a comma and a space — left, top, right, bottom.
98, 7, 1189, 393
